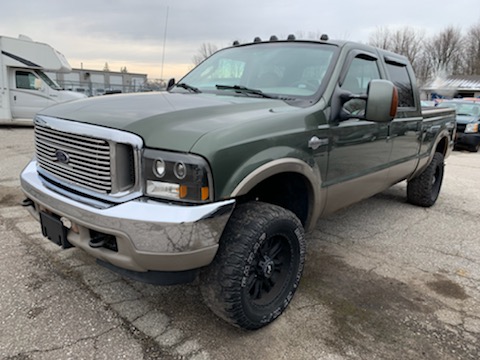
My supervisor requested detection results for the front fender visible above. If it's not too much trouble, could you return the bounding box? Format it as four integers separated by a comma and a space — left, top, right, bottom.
229, 156, 324, 232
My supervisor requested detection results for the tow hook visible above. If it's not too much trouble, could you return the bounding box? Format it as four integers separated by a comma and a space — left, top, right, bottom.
21, 198, 34, 207
89, 235, 107, 248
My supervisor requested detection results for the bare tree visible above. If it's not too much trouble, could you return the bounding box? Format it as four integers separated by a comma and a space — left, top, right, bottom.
368, 26, 393, 50
414, 51, 434, 86
425, 26, 464, 76
390, 27, 425, 68
463, 22, 480, 75
368, 26, 425, 81
192, 43, 219, 65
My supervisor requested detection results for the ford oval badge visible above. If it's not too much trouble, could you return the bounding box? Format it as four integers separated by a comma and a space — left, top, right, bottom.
55, 150, 70, 164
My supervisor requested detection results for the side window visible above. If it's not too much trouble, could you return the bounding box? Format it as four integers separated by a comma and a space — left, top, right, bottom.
16, 71, 38, 90
342, 57, 380, 94
341, 56, 380, 116
385, 62, 415, 108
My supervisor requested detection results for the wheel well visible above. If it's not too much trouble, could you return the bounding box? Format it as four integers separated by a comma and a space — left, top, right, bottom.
237, 172, 311, 226
435, 136, 448, 156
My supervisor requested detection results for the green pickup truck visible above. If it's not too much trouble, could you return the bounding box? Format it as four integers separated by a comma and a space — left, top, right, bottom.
21, 35, 455, 330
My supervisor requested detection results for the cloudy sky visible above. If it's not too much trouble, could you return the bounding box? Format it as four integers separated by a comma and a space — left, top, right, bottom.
1, 0, 479, 80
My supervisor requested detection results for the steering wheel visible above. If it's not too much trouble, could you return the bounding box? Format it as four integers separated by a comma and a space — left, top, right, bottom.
290, 80, 318, 92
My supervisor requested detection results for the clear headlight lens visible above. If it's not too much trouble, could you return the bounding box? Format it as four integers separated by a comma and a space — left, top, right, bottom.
465, 123, 478, 133
153, 159, 166, 178
143, 149, 212, 203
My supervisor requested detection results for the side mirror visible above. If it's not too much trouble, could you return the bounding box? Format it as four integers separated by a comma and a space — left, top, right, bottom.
34, 78, 43, 91
365, 79, 398, 122
167, 78, 175, 91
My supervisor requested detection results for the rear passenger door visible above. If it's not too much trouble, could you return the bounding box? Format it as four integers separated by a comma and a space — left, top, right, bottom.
384, 57, 422, 183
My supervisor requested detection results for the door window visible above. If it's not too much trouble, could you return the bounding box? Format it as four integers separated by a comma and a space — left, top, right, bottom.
341, 56, 381, 115
16, 71, 38, 90
385, 62, 415, 108
342, 57, 380, 94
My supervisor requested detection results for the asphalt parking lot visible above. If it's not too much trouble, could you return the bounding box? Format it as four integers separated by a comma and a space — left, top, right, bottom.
1, 126, 479, 360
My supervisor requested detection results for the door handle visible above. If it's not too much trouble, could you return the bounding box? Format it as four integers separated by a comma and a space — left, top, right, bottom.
308, 136, 329, 150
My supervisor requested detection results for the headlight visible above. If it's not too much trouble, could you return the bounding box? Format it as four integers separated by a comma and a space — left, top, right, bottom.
465, 123, 479, 133
143, 149, 212, 203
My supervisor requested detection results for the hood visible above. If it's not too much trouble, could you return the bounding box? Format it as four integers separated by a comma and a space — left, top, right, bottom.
58, 90, 88, 101
39, 92, 289, 151
456, 114, 480, 125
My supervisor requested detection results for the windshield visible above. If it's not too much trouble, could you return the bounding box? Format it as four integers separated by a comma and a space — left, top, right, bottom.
438, 102, 480, 116
177, 42, 336, 101
35, 70, 62, 90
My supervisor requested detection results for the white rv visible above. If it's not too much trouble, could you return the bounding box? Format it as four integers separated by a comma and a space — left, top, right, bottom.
0, 35, 86, 125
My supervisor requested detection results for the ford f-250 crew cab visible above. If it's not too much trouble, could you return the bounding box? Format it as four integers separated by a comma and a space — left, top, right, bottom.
21, 35, 456, 330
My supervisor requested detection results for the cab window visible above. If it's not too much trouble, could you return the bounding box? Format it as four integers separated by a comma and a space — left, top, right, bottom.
16, 71, 38, 90
341, 56, 380, 116
385, 61, 415, 108
342, 57, 380, 94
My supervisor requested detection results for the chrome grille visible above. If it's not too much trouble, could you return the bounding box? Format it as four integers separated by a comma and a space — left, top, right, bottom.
35, 125, 113, 193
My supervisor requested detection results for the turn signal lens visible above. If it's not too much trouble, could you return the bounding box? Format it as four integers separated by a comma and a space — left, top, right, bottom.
201, 187, 209, 201
179, 185, 188, 198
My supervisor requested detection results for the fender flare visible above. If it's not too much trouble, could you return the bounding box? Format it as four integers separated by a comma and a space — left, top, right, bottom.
230, 157, 324, 232
410, 129, 452, 180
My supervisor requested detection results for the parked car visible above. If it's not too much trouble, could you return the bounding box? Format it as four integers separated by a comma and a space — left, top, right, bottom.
438, 99, 480, 152
421, 100, 436, 107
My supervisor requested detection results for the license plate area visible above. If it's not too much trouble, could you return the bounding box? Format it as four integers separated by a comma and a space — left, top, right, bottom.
40, 212, 72, 248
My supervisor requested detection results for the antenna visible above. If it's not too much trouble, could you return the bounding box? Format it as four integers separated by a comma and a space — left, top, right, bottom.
160, 6, 169, 80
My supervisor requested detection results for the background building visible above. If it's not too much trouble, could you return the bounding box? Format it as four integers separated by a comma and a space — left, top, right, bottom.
47, 68, 148, 96
422, 75, 480, 100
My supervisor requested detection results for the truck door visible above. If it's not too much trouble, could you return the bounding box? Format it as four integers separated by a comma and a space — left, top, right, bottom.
323, 52, 392, 214
10, 69, 49, 119
383, 58, 422, 183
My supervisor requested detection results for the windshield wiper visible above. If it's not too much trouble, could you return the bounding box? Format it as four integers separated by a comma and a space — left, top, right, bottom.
215, 84, 279, 99
175, 83, 201, 93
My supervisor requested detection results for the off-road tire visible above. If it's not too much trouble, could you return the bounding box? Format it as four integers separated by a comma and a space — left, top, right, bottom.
407, 152, 444, 207
200, 202, 306, 330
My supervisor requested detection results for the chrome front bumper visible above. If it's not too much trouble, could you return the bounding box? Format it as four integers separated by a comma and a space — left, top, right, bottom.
21, 160, 235, 272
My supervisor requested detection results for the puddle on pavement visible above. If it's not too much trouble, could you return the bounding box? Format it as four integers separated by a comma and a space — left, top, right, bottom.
427, 275, 469, 300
